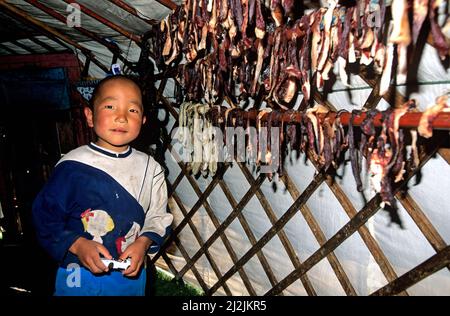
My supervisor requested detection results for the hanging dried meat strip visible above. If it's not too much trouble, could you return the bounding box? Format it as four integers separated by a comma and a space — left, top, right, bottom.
418, 95, 449, 138
348, 110, 364, 192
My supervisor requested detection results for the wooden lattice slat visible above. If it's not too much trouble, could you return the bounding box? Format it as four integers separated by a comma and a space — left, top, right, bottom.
236, 163, 318, 296
322, 174, 408, 296
185, 184, 258, 295
169, 171, 185, 193
168, 236, 211, 293
265, 131, 447, 295
152, 52, 450, 295
397, 192, 449, 269
174, 174, 267, 278
151, 161, 229, 263
216, 173, 283, 295
278, 170, 358, 296
207, 173, 326, 294
169, 188, 234, 295
166, 145, 258, 295
370, 246, 450, 296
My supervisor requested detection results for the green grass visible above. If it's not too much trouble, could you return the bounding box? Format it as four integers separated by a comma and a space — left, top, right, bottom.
153, 269, 204, 296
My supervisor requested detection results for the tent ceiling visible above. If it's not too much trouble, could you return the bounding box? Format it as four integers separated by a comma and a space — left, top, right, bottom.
0, 10, 38, 41
0, 0, 184, 74
0, 0, 322, 76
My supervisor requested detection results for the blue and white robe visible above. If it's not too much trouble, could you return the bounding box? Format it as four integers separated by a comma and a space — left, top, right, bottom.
32, 142, 173, 268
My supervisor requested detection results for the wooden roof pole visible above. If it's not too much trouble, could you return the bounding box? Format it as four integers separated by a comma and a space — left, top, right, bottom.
0, 26, 57, 53
10, 39, 37, 54
62, 0, 141, 44
0, 21, 56, 53
155, 0, 178, 10
339, 112, 450, 130
106, 0, 156, 25
25, 0, 135, 71
0, 9, 77, 53
0, 43, 19, 55
0, 1, 109, 73
31, 33, 74, 53
29, 37, 58, 52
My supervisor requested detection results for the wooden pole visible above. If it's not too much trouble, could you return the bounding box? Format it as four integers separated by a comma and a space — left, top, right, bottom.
0, 43, 19, 55
106, 0, 156, 25
227, 109, 450, 131
155, 0, 178, 10
29, 37, 58, 53
370, 246, 450, 296
10, 39, 37, 53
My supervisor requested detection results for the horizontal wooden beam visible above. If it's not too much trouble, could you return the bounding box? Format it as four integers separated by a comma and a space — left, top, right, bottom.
228, 109, 450, 131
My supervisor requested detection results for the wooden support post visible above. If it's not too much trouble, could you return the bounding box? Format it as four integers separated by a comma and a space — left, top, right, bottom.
111, 53, 119, 66
81, 57, 91, 79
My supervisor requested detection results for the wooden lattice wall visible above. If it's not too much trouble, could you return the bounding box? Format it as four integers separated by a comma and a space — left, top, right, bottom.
149, 65, 450, 296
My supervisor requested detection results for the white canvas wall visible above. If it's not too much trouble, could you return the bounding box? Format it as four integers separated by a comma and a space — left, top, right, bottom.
156, 43, 450, 296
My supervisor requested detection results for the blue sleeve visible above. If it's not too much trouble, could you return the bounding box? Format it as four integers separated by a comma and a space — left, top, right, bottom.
141, 226, 172, 254
32, 165, 85, 263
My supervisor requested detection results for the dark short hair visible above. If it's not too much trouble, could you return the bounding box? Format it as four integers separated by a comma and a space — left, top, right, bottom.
89, 75, 142, 109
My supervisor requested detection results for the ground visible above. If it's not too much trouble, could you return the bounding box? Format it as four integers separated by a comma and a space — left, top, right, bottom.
0, 236, 202, 296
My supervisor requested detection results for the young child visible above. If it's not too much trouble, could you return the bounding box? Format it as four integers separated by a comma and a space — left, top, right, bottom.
32, 75, 173, 296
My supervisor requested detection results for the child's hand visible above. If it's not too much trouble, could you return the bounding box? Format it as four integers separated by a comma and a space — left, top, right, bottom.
119, 236, 152, 277
69, 237, 112, 274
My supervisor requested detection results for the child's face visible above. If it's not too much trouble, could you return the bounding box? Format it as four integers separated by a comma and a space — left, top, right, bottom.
84, 79, 146, 152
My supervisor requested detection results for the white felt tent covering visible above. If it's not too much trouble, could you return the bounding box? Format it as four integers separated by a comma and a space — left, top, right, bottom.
158, 42, 450, 295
